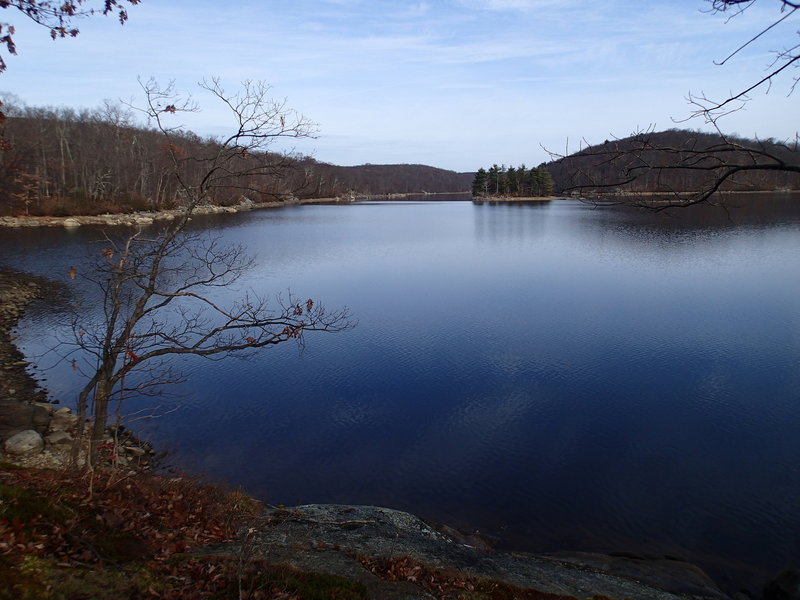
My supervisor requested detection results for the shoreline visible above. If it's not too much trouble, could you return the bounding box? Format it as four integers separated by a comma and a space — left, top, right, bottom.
0, 267, 154, 470
1, 189, 794, 228
0, 191, 473, 228
0, 197, 347, 229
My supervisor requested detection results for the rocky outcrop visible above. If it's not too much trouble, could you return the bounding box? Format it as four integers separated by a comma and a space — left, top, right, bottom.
200, 504, 731, 600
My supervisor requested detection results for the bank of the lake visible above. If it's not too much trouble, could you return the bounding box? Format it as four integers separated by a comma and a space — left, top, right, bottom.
0, 192, 472, 228
0, 197, 350, 228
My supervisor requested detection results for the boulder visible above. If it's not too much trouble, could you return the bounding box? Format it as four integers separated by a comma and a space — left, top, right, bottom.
4, 429, 44, 455
0, 399, 50, 438
62, 218, 81, 228
49, 409, 79, 432
46, 430, 73, 446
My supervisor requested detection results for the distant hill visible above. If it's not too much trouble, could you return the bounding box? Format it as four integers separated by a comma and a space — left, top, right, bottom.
294, 159, 473, 197
545, 129, 800, 196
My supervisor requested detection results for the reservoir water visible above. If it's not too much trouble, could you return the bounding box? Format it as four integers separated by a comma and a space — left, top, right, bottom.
2, 194, 800, 590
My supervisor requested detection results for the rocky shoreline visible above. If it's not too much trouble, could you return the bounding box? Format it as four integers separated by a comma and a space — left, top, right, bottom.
0, 197, 351, 229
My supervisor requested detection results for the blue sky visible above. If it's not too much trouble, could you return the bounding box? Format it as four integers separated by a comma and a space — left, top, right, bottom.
0, 0, 797, 171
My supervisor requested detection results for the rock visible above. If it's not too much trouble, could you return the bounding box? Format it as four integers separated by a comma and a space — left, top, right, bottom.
0, 399, 51, 438
4, 429, 44, 455
49, 409, 79, 432
546, 551, 728, 599
199, 505, 710, 600
46, 430, 73, 445
62, 218, 81, 227
765, 570, 800, 600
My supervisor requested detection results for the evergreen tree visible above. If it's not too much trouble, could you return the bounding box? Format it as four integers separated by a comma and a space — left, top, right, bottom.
531, 166, 554, 196
473, 162, 554, 198
472, 167, 488, 196
488, 164, 502, 194
506, 165, 518, 194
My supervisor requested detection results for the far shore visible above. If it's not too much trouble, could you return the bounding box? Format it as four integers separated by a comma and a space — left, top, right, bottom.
0, 192, 477, 228
2, 189, 794, 228
0, 197, 350, 228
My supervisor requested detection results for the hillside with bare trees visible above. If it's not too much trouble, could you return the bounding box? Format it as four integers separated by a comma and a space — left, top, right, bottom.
546, 129, 800, 202
0, 101, 471, 217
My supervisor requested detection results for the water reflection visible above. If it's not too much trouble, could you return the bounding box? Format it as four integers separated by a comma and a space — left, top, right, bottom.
473, 201, 550, 244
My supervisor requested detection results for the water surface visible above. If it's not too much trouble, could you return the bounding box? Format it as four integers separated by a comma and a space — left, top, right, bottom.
3, 194, 800, 590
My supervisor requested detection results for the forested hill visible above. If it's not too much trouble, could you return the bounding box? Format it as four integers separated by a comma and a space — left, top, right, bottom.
545, 129, 800, 195
0, 105, 471, 217
295, 160, 473, 197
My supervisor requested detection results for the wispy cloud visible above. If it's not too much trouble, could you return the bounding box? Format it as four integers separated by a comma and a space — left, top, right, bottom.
0, 0, 796, 171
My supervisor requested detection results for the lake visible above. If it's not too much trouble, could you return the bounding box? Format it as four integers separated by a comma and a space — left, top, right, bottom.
3, 193, 800, 591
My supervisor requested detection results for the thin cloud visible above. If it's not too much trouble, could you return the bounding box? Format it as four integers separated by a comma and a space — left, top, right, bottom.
0, 0, 795, 171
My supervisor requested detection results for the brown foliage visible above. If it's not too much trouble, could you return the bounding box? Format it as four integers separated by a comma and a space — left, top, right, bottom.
0, 1, 139, 73
0, 465, 274, 598
357, 554, 576, 600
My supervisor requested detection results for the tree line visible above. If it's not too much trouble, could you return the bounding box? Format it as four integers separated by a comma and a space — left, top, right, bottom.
472, 164, 555, 198
0, 98, 472, 217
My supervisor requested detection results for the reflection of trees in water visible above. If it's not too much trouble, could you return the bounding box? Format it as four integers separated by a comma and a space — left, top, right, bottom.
473, 201, 550, 244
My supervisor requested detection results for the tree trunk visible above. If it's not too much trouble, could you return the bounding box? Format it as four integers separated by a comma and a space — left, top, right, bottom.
89, 369, 114, 466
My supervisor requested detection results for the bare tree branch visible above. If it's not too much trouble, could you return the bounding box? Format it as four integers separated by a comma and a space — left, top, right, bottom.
65, 80, 352, 467
545, 1, 800, 209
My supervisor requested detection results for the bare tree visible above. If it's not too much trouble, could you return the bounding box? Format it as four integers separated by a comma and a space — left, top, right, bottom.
66, 80, 351, 467
548, 0, 800, 209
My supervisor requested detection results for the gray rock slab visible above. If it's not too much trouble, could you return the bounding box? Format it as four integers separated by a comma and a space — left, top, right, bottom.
199, 504, 730, 600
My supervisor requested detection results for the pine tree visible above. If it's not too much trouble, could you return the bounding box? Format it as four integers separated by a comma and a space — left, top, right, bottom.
472, 167, 488, 196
